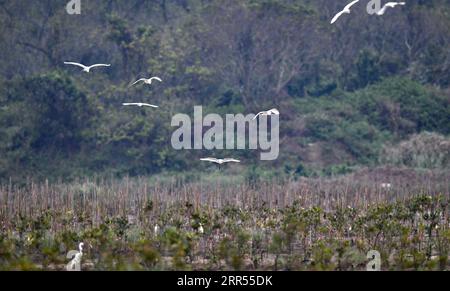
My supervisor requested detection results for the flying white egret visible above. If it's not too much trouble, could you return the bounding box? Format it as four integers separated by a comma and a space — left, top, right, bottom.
66, 242, 84, 271
64, 62, 111, 73
252, 108, 280, 120
330, 0, 360, 24
122, 103, 159, 108
376, 2, 406, 15
131, 77, 163, 86
200, 158, 241, 165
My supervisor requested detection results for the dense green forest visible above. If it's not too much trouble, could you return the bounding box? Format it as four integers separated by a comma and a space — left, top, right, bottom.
0, 0, 449, 181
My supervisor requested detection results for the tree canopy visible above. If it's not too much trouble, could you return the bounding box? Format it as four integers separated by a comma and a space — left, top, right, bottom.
0, 0, 449, 181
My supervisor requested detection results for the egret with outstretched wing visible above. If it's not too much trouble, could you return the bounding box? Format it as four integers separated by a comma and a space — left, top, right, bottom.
330, 0, 360, 24
64, 62, 111, 73
122, 103, 159, 108
376, 2, 406, 15
200, 158, 241, 165
131, 77, 163, 86
253, 108, 280, 120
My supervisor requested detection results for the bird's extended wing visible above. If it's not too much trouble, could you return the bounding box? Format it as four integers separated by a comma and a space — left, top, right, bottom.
332, 0, 359, 24
344, 0, 360, 10
330, 11, 344, 24
389, 2, 406, 7
122, 103, 138, 106
142, 103, 159, 108
378, 2, 405, 15
377, 4, 390, 15
385, 2, 399, 7
132, 79, 146, 86
223, 159, 240, 163
252, 111, 265, 120
150, 77, 163, 82
88, 64, 111, 69
376, 5, 387, 15
64, 62, 87, 69
200, 158, 220, 163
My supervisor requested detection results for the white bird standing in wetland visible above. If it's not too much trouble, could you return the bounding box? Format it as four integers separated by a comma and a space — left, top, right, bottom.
64, 62, 111, 73
122, 103, 159, 108
200, 158, 241, 165
198, 223, 204, 235
376, 2, 406, 15
131, 77, 163, 86
252, 108, 280, 120
66, 242, 84, 271
330, 0, 360, 24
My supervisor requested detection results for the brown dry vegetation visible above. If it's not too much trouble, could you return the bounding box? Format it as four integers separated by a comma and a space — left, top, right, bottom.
0, 168, 448, 270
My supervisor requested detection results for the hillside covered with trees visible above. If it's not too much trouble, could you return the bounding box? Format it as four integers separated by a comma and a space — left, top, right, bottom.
0, 0, 449, 181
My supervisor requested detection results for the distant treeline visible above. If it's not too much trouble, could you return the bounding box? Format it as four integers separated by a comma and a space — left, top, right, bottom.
0, 0, 449, 181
